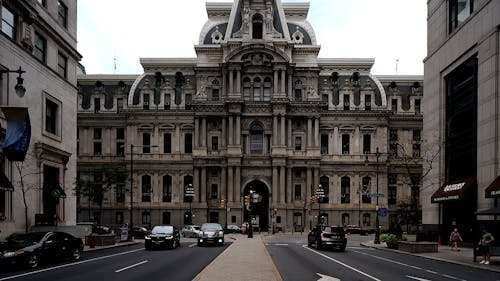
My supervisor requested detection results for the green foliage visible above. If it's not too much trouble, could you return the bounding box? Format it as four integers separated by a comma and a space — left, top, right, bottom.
380, 233, 398, 244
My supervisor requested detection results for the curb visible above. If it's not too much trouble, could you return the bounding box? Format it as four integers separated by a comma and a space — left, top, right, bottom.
83, 241, 140, 252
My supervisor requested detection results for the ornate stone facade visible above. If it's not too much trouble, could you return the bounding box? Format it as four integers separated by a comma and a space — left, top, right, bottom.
77, 1, 423, 232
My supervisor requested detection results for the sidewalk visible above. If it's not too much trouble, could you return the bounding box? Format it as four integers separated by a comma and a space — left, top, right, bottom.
192, 234, 282, 281
361, 240, 500, 273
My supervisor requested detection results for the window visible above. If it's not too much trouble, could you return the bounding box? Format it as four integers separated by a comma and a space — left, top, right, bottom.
45, 99, 58, 135
117, 128, 125, 139
117, 98, 124, 113
319, 177, 329, 204
162, 175, 172, 202
362, 213, 371, 226
391, 99, 398, 112
211, 184, 218, 199
164, 94, 170, 110
164, 133, 172, 153
93, 128, 102, 140
390, 143, 398, 157
143, 133, 151, 153
294, 184, 301, 200
412, 129, 421, 141
211, 89, 220, 101
162, 212, 171, 224
142, 212, 151, 225
252, 14, 263, 39
141, 175, 151, 202
1, 5, 14, 38
211, 136, 219, 151
115, 212, 123, 224
115, 185, 125, 203
294, 80, 302, 101
361, 176, 372, 204
185, 94, 192, 110
322, 94, 329, 110
294, 136, 302, 151
185, 133, 193, 153
388, 186, 397, 205
116, 142, 124, 156
365, 95, 371, 110
321, 134, 328, 154
363, 134, 371, 154
57, 1, 68, 28
342, 213, 350, 226
389, 129, 398, 141
250, 123, 263, 154
341, 176, 350, 203
449, 0, 477, 33
412, 144, 421, 157
143, 94, 150, 110
34, 33, 46, 62
414, 99, 421, 114
342, 134, 350, 154
93, 142, 102, 155
94, 98, 100, 112
343, 95, 350, 110
57, 52, 67, 78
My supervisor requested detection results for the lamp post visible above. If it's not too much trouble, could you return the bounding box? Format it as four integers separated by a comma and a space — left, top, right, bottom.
0, 66, 26, 97
374, 147, 381, 244
185, 183, 195, 224
316, 184, 325, 224
248, 190, 254, 238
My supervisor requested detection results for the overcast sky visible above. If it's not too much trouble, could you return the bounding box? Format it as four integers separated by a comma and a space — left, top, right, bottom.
77, 0, 426, 75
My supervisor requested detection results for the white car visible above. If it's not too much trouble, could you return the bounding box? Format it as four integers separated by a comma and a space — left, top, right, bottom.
181, 225, 201, 238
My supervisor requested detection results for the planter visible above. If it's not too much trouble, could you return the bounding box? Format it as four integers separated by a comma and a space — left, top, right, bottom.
386, 242, 399, 249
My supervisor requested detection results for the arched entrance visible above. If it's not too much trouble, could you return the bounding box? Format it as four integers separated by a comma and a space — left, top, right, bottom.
243, 180, 269, 232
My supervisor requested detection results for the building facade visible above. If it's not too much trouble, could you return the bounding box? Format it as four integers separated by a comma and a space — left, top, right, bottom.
77, 0, 423, 232
423, 0, 500, 242
0, 0, 80, 239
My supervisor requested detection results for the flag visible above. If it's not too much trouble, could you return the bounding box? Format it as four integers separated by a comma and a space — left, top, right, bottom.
1, 107, 31, 161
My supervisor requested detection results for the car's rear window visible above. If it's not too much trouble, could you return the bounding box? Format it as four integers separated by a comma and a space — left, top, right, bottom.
322, 226, 344, 233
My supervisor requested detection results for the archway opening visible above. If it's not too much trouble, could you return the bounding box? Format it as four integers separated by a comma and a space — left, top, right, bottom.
244, 180, 269, 232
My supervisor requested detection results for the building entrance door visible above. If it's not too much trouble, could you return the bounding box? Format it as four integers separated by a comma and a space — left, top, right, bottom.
243, 180, 269, 232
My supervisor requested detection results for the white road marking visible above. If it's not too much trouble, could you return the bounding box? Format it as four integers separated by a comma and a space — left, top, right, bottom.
406, 276, 431, 281
114, 260, 148, 273
317, 273, 341, 281
302, 245, 381, 281
188, 243, 197, 247
0, 248, 143, 281
275, 243, 288, 246
351, 249, 466, 281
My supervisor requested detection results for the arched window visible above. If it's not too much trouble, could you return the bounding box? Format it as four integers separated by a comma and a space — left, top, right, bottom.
253, 77, 262, 101
211, 79, 220, 101
341, 176, 350, 203
294, 80, 303, 101
252, 14, 263, 39
141, 175, 151, 202
263, 77, 272, 101
319, 176, 329, 203
361, 176, 372, 203
250, 122, 264, 154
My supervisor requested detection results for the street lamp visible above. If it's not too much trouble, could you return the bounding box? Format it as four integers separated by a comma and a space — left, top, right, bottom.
316, 184, 325, 224
368, 147, 382, 244
0, 66, 26, 97
126, 143, 157, 240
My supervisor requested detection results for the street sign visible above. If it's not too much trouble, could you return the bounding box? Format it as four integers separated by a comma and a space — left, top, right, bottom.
316, 188, 325, 197
185, 184, 195, 197
379, 208, 388, 217
371, 193, 384, 198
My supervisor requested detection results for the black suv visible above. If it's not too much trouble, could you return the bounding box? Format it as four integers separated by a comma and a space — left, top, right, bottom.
307, 225, 347, 251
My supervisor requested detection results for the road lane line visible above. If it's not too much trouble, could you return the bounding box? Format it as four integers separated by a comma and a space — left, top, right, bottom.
188, 243, 197, 247
351, 249, 466, 281
302, 245, 381, 281
275, 244, 288, 246
114, 260, 148, 273
0, 248, 143, 281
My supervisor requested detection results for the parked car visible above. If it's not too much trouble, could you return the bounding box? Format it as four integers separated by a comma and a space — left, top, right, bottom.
181, 225, 201, 238
131, 226, 149, 238
198, 223, 224, 246
145, 225, 180, 250
307, 225, 347, 251
345, 225, 367, 235
224, 224, 242, 234
0, 231, 83, 269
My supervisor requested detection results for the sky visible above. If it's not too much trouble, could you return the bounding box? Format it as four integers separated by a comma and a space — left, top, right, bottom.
77, 0, 426, 76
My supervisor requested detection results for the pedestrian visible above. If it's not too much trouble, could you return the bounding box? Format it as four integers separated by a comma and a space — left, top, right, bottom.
479, 229, 495, 265
449, 228, 463, 251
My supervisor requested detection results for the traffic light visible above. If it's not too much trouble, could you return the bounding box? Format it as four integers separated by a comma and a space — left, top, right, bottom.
309, 195, 317, 204
244, 195, 250, 206
220, 199, 225, 208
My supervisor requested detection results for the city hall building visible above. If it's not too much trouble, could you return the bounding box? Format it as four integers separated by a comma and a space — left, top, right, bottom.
77, 0, 423, 232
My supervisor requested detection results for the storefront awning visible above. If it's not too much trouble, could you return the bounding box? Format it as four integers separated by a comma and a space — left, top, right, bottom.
485, 175, 500, 198
431, 178, 475, 203
0, 170, 14, 191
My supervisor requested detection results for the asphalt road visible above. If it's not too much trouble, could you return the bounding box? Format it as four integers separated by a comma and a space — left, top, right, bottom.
0, 239, 228, 281
265, 235, 500, 281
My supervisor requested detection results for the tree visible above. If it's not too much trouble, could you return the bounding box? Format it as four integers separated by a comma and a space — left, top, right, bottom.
13, 161, 42, 233
75, 165, 128, 226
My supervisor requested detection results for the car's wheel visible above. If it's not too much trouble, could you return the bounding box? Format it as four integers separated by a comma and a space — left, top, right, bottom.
27, 254, 39, 268
145, 244, 151, 250
197, 242, 202, 247
339, 246, 346, 252
71, 248, 82, 260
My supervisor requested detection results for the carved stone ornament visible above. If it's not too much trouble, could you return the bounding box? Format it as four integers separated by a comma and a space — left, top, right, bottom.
211, 26, 224, 44
291, 27, 304, 44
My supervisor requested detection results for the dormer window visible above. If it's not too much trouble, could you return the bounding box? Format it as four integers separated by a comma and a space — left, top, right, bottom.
252, 14, 263, 39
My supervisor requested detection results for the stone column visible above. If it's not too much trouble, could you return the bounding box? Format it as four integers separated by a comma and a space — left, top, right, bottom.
273, 115, 278, 146
228, 115, 234, 145
280, 115, 285, 146
287, 71, 292, 97
313, 168, 319, 192
201, 167, 207, 203
306, 168, 312, 200
272, 167, 278, 205
236, 70, 241, 94
236, 115, 241, 146
307, 118, 312, 148
221, 167, 227, 203
333, 126, 339, 154
235, 166, 241, 202
280, 166, 285, 203
280, 70, 286, 95
221, 117, 226, 147
286, 167, 292, 203
175, 125, 181, 153
229, 69, 234, 94
274, 70, 279, 95
193, 167, 199, 202
354, 126, 360, 155
202, 117, 207, 147
228, 166, 234, 202
287, 118, 292, 147
315, 118, 319, 147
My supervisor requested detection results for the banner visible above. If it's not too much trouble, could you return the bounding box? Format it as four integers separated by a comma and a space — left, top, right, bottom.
1, 107, 31, 161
